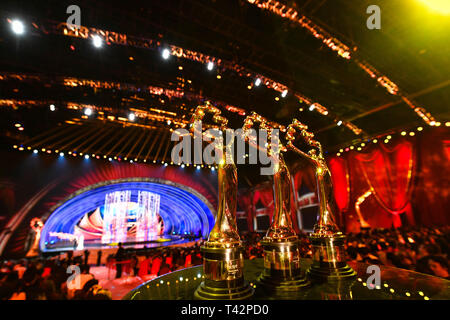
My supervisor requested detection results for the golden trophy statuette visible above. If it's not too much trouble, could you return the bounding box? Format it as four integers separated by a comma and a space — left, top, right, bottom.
286, 119, 356, 282
242, 113, 309, 292
191, 102, 253, 300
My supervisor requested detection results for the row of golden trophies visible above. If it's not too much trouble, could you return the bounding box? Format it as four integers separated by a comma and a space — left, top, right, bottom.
190, 103, 356, 300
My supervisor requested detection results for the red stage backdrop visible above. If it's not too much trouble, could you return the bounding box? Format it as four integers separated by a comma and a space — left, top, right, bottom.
329, 128, 449, 232
236, 128, 449, 233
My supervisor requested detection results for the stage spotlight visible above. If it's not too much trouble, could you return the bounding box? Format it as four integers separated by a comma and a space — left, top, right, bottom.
417, 0, 450, 15
49, 104, 56, 111
164, 163, 168, 167
254, 78, 261, 86
11, 19, 25, 35
162, 48, 170, 59
181, 164, 185, 168
281, 90, 288, 98
309, 105, 315, 111
15, 123, 21, 127
417, 127, 423, 131
196, 165, 201, 170
435, 122, 441, 126
211, 167, 215, 171
337, 120, 342, 126
128, 113, 136, 121
401, 131, 407, 136
59, 152, 64, 157
409, 132, 415, 136
84, 154, 90, 159
92, 35, 103, 48
33, 149, 38, 154
84, 108, 93, 116
207, 61, 214, 71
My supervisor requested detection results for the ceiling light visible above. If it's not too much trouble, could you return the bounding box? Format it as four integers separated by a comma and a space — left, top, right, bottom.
162, 48, 170, 59
281, 90, 288, 98
337, 121, 342, 126
92, 35, 103, 48
207, 61, 214, 70
84, 108, 92, 116
254, 78, 261, 86
11, 20, 25, 35
128, 113, 136, 121
49, 104, 56, 111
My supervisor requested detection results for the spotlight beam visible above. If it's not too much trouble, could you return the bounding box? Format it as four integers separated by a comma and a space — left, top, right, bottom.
115, 128, 141, 159
153, 130, 169, 163
125, 130, 147, 160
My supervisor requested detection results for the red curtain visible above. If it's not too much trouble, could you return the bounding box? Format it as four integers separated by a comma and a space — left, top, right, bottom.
237, 192, 254, 232
253, 187, 274, 221
328, 157, 350, 212
411, 129, 450, 226
353, 141, 414, 227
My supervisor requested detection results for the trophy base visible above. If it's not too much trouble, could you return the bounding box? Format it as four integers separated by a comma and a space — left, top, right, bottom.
307, 262, 356, 282
194, 245, 254, 300
194, 279, 254, 300
258, 273, 310, 292
258, 240, 310, 291
308, 233, 356, 282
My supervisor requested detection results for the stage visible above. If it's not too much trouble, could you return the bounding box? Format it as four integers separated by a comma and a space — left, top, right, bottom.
124, 258, 450, 300
42, 234, 198, 253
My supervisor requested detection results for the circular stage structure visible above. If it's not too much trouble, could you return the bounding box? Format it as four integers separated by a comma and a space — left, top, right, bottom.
39, 179, 216, 252
124, 258, 450, 300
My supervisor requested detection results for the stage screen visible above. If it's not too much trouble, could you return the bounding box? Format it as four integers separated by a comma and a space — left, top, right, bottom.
39, 181, 215, 251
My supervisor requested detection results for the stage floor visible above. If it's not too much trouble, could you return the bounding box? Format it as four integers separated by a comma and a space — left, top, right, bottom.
89, 266, 153, 300
124, 258, 450, 300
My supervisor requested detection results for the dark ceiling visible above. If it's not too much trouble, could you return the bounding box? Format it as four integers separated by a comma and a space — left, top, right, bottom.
0, 0, 449, 186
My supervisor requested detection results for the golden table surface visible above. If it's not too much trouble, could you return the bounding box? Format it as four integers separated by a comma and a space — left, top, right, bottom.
124, 258, 450, 300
